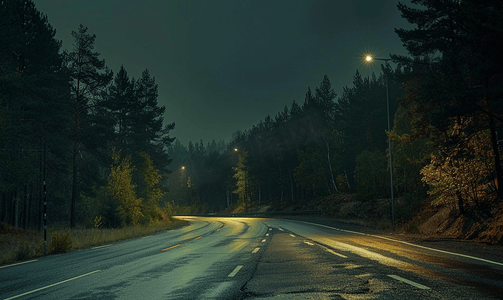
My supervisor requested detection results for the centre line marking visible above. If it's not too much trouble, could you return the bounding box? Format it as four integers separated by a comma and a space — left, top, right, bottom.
388, 275, 430, 290
216, 228, 221, 232
252, 247, 260, 253
290, 234, 296, 238
261, 239, 266, 243
278, 228, 284, 231
325, 248, 348, 258
304, 241, 314, 246
269, 228, 272, 231
91, 244, 112, 249
228, 265, 243, 277
0, 259, 37, 269
162, 244, 182, 252
265, 233, 269, 237
4, 270, 101, 300
193, 236, 202, 240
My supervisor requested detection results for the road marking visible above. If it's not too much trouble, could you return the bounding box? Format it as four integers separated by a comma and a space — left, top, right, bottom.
261, 239, 266, 243
304, 241, 314, 246
269, 228, 272, 231
91, 244, 112, 249
162, 244, 182, 252
252, 247, 260, 253
193, 236, 202, 240
278, 228, 284, 231
325, 248, 348, 258
388, 274, 430, 290
300, 221, 503, 267
290, 234, 296, 238
4, 270, 101, 300
265, 233, 269, 237
0, 259, 37, 269
216, 228, 221, 232
228, 265, 243, 277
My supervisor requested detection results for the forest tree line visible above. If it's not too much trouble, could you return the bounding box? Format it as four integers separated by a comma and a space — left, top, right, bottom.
1, 1, 175, 229
166, 0, 503, 222
2, 0, 502, 229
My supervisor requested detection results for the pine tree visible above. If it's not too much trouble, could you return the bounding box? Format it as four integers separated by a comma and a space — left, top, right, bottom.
394, 0, 503, 197
65, 24, 113, 227
0, 0, 70, 228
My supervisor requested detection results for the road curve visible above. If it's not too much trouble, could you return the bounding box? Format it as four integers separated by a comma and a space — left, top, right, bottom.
0, 217, 501, 299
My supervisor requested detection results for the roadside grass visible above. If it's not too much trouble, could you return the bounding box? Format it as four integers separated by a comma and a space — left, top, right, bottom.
0, 219, 187, 266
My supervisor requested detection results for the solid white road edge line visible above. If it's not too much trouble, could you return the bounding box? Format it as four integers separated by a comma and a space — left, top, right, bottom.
4, 270, 101, 300
388, 274, 430, 290
300, 221, 503, 267
228, 265, 243, 277
91, 244, 112, 249
0, 259, 37, 269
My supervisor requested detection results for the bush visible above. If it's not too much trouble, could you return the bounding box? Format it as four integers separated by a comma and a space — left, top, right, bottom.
49, 231, 72, 254
407, 222, 420, 233
16, 241, 33, 260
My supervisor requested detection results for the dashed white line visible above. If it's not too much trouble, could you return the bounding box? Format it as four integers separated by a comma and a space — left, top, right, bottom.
228, 265, 243, 277
261, 239, 267, 243
304, 241, 314, 246
0, 259, 37, 269
265, 233, 269, 237
388, 274, 430, 290
290, 234, 296, 238
252, 247, 260, 253
269, 228, 272, 231
325, 248, 348, 258
4, 270, 101, 300
278, 228, 284, 231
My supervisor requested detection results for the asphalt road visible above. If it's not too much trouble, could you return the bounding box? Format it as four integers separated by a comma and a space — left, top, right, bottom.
1, 217, 502, 299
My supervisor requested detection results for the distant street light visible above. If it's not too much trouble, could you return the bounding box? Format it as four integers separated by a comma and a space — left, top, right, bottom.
364, 54, 395, 231
181, 166, 185, 170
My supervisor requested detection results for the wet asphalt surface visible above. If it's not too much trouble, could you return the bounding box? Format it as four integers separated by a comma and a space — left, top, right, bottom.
1, 217, 502, 299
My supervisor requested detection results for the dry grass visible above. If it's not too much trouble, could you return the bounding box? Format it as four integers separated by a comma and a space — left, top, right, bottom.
0, 219, 187, 266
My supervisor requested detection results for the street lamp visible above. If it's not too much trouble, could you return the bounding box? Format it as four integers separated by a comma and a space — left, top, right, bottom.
364, 54, 395, 231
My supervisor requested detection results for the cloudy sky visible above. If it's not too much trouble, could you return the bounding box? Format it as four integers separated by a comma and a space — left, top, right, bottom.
34, 0, 414, 146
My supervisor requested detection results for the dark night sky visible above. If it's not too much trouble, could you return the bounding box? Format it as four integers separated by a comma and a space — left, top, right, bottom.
34, 0, 414, 146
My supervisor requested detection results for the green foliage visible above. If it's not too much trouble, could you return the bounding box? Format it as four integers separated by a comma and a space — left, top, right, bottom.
354, 150, 389, 200
136, 152, 167, 223
107, 151, 143, 226
294, 147, 328, 196
233, 149, 249, 204
395, 192, 426, 221
49, 231, 72, 254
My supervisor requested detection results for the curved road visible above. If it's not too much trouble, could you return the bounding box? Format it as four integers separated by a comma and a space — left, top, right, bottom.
1, 217, 502, 299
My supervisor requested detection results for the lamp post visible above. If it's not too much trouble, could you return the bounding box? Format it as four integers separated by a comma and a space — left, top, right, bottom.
365, 55, 395, 231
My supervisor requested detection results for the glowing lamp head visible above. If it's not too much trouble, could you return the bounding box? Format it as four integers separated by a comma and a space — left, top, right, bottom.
234, 148, 238, 152
365, 55, 372, 62
181, 166, 185, 170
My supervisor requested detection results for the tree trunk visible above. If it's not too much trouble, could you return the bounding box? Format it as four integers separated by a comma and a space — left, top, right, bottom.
489, 116, 503, 199
456, 191, 465, 215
